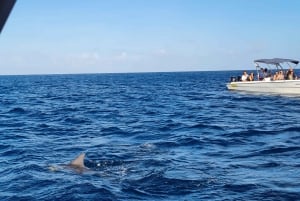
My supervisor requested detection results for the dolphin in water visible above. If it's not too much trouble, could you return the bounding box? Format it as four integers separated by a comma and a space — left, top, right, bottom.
69, 153, 87, 169
48, 153, 89, 173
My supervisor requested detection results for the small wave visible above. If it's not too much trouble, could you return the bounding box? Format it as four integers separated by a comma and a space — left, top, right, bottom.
279, 126, 300, 133
156, 136, 236, 148
101, 126, 127, 135
64, 116, 91, 124
223, 183, 259, 193
142, 159, 170, 167
2, 149, 27, 157
176, 137, 203, 146
59, 107, 79, 112
1, 195, 34, 201
258, 146, 300, 155
0, 144, 12, 150
37, 123, 50, 128
233, 146, 300, 159
158, 122, 183, 132
8, 107, 26, 114
42, 183, 116, 200
225, 129, 277, 138
155, 141, 179, 148
190, 123, 225, 131
259, 161, 282, 168
122, 171, 209, 197
139, 143, 156, 149
250, 190, 300, 201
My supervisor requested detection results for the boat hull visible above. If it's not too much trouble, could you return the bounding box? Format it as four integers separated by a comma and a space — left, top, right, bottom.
227, 80, 300, 95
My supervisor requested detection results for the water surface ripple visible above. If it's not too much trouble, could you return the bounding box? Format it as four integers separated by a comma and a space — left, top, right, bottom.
0, 72, 300, 200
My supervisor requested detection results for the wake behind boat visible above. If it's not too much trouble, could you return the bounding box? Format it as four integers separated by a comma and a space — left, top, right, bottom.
227, 58, 300, 95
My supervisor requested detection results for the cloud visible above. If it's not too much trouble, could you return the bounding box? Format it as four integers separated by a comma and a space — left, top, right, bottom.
157, 48, 167, 55
80, 52, 100, 60
116, 51, 128, 60
57, 50, 145, 73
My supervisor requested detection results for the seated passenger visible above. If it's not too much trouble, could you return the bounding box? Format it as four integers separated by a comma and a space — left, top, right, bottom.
247, 72, 254, 81
273, 72, 279, 80
241, 71, 248, 82
277, 71, 284, 80
286, 68, 296, 80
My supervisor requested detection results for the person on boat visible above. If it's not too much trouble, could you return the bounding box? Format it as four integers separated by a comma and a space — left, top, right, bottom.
286, 68, 297, 80
277, 70, 285, 80
247, 72, 254, 81
258, 68, 265, 80
241, 71, 248, 81
264, 68, 271, 77
273, 72, 279, 81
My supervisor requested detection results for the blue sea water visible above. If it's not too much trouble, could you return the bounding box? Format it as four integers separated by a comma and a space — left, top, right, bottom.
0, 71, 300, 201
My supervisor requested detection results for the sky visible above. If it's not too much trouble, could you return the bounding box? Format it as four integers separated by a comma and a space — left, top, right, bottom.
1, 0, 300, 75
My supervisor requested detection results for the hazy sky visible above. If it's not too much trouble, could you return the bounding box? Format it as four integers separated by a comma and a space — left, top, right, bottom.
1, 0, 300, 75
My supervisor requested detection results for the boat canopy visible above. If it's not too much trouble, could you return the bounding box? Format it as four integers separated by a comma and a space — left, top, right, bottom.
254, 58, 299, 65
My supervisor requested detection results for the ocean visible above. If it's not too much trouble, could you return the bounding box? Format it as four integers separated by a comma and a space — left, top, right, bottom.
0, 71, 299, 201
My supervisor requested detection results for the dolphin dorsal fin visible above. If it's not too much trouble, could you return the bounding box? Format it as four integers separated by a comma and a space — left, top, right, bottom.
69, 153, 86, 168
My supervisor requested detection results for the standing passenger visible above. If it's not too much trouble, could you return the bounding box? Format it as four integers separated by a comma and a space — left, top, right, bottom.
258, 68, 265, 80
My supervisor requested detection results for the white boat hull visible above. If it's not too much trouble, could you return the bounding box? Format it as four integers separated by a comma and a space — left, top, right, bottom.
227, 80, 300, 95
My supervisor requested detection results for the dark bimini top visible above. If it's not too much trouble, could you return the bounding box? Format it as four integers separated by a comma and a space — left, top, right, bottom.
254, 58, 299, 65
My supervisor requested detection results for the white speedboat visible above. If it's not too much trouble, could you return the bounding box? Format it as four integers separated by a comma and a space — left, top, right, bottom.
227, 58, 300, 95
